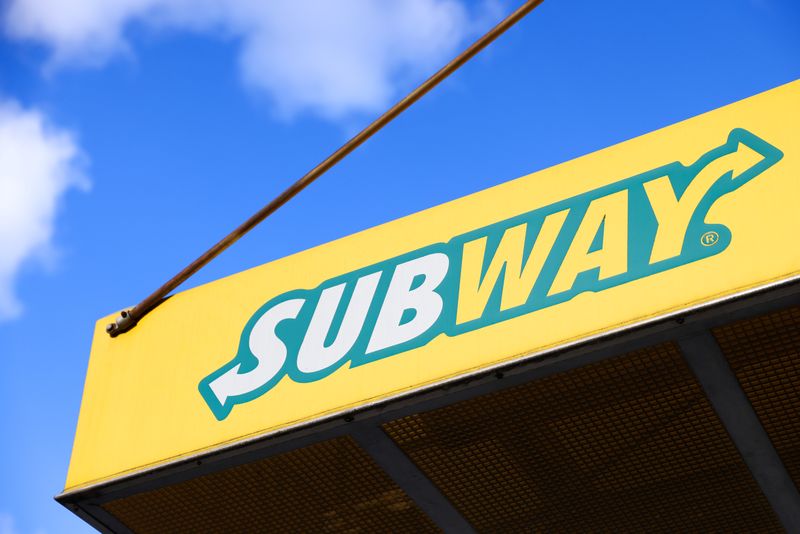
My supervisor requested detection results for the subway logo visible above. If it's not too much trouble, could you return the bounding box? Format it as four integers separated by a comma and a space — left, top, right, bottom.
199, 129, 782, 421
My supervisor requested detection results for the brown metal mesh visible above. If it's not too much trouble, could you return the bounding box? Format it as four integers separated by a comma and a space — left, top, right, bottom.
383, 343, 781, 532
102, 436, 439, 534
714, 305, 800, 488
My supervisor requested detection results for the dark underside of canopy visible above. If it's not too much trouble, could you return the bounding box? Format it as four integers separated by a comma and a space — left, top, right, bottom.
58, 281, 800, 533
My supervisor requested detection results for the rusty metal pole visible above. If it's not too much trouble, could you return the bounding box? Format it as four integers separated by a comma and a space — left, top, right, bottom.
107, 0, 545, 337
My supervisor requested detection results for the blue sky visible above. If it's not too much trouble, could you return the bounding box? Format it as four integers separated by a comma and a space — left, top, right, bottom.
0, 0, 798, 532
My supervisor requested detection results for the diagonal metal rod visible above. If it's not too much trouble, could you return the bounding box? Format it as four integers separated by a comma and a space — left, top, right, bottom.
107, 0, 545, 337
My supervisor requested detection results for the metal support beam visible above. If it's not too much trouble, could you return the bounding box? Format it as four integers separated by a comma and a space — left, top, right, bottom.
679, 332, 800, 532
352, 424, 476, 533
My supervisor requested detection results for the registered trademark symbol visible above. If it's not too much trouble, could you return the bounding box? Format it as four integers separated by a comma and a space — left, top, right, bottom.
701, 231, 719, 247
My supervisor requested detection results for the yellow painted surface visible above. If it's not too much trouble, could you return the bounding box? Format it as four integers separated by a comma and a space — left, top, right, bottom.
65, 79, 800, 491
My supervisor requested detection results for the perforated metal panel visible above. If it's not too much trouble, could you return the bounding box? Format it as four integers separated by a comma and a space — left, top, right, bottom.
383, 344, 781, 532
714, 305, 800, 488
102, 436, 439, 533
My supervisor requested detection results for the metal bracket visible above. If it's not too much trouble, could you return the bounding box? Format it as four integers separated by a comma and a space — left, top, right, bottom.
106, 309, 138, 338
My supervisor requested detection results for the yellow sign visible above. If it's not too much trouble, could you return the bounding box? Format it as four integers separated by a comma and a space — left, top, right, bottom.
65, 79, 800, 492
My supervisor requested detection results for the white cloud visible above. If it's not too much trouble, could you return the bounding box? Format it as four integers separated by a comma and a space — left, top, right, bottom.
3, 0, 493, 118
0, 99, 87, 320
